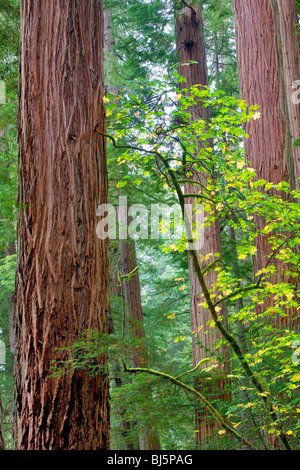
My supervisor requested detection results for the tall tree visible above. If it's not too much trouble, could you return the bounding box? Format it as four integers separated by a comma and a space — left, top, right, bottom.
232, 0, 297, 190
232, 0, 299, 329
277, 0, 300, 190
175, 2, 230, 446
103, 7, 161, 450
107, 242, 136, 450
120, 229, 161, 450
14, 0, 110, 449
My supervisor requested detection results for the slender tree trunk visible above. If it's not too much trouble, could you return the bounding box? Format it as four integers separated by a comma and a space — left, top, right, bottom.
175, 4, 230, 447
108, 243, 136, 451
120, 236, 161, 451
14, 0, 110, 450
103, 11, 160, 449
232, 0, 300, 330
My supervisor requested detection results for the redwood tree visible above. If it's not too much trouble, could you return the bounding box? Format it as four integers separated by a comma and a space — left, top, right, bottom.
277, 0, 300, 190
232, 0, 296, 190
175, 2, 230, 446
232, 0, 299, 329
120, 235, 161, 451
14, 0, 110, 449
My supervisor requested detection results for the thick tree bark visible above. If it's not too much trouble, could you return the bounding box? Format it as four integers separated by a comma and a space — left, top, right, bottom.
120, 236, 160, 451
232, 0, 299, 329
14, 0, 110, 450
232, 0, 295, 189
175, 4, 230, 447
277, 0, 300, 190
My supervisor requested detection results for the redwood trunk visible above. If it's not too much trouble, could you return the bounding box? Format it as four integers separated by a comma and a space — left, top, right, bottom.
232, 0, 299, 329
175, 5, 230, 446
277, 0, 300, 190
108, 244, 135, 450
14, 0, 109, 450
232, 0, 295, 188
120, 237, 160, 450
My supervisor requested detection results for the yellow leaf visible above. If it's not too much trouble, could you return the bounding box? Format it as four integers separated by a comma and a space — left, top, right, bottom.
223, 289, 232, 296
233, 422, 241, 428
167, 313, 176, 320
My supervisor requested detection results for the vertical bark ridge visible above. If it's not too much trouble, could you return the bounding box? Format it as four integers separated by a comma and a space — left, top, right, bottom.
232, 0, 300, 330
277, 0, 300, 190
15, 0, 110, 450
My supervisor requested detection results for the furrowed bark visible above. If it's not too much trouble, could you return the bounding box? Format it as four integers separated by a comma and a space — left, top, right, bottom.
232, 0, 300, 330
277, 0, 300, 190
232, 0, 294, 187
15, 0, 110, 450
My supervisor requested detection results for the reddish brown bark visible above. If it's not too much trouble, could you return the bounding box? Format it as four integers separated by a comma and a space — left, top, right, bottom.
232, 0, 295, 188
277, 0, 300, 190
175, 4, 230, 447
14, 0, 110, 449
121, 239, 147, 369
232, 0, 299, 329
